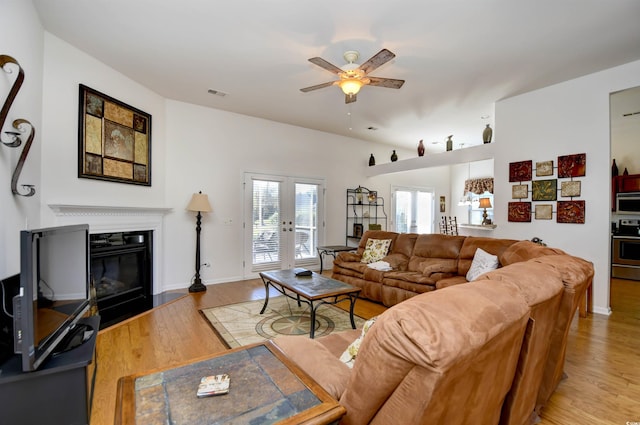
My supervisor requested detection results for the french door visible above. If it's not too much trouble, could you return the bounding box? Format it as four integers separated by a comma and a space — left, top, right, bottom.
391, 185, 435, 234
244, 173, 324, 277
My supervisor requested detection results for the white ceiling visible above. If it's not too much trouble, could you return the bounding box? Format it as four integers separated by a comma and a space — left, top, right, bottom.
32, 0, 640, 154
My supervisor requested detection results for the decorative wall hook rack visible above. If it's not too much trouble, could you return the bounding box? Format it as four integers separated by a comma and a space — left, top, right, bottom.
1, 54, 36, 197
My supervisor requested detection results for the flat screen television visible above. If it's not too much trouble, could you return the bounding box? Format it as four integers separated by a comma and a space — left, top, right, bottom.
13, 224, 91, 371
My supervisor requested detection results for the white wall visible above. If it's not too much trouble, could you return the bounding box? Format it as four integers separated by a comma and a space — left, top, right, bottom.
39, 32, 168, 221
162, 100, 442, 289
494, 59, 640, 315
0, 0, 43, 278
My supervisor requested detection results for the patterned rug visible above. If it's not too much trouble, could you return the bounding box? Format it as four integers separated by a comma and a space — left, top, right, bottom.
201, 296, 365, 348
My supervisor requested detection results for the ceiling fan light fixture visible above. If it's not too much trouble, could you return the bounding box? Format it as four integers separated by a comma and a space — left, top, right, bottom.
339, 78, 364, 95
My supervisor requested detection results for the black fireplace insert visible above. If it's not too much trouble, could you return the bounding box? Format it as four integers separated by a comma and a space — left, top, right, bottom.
90, 231, 153, 328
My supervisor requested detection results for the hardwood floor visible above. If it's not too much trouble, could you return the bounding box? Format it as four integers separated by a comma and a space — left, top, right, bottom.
90, 277, 639, 425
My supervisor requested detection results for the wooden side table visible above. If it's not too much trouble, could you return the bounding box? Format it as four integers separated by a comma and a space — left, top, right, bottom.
316, 245, 355, 273
115, 341, 345, 425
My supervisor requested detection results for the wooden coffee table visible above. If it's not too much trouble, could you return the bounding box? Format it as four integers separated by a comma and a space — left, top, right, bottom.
259, 269, 361, 338
115, 341, 345, 425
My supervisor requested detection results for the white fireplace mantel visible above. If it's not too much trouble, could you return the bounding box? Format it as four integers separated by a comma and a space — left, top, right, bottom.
48, 204, 173, 294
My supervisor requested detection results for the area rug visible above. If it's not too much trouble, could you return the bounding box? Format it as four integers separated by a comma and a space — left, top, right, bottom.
201, 296, 365, 348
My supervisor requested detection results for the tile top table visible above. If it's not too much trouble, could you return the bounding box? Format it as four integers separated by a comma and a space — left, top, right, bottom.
115, 341, 345, 425
259, 269, 361, 338
316, 245, 356, 273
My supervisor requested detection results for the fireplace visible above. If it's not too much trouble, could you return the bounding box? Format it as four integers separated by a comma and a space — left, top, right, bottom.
90, 231, 153, 328
48, 204, 171, 327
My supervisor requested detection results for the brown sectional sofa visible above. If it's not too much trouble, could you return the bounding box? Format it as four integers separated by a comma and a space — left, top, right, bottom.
332, 230, 532, 306
273, 232, 594, 425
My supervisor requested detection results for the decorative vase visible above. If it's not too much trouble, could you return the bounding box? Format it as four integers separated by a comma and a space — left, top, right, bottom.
483, 124, 493, 143
390, 150, 398, 162
612, 159, 619, 177
417, 140, 425, 157
369, 154, 375, 166
446, 135, 453, 151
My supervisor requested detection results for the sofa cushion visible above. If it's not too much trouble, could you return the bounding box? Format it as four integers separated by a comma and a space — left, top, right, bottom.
355, 230, 398, 256
361, 238, 392, 263
381, 253, 410, 270
466, 247, 499, 281
418, 258, 458, 275
458, 237, 518, 276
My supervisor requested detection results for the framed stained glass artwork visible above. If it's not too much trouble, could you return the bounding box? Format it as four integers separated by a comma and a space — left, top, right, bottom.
78, 84, 152, 186
536, 161, 554, 176
532, 179, 557, 201
557, 200, 585, 223
557, 153, 586, 178
509, 160, 532, 182
561, 181, 581, 197
508, 202, 532, 222
512, 184, 528, 199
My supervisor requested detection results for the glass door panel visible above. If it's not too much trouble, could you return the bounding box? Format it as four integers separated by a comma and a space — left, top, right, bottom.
245, 174, 324, 277
392, 186, 434, 234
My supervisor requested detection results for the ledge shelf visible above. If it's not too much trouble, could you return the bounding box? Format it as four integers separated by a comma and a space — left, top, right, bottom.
365, 143, 496, 177
458, 223, 497, 231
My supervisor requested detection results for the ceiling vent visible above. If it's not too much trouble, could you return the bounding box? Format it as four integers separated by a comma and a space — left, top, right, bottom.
207, 89, 227, 97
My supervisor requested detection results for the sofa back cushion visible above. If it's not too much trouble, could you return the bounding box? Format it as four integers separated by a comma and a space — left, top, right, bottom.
458, 237, 518, 276
339, 279, 530, 425
382, 233, 419, 270
408, 234, 465, 271
499, 240, 566, 266
356, 230, 398, 256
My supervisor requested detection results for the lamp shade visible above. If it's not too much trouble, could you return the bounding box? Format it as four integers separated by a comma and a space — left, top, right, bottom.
478, 198, 492, 209
187, 192, 212, 212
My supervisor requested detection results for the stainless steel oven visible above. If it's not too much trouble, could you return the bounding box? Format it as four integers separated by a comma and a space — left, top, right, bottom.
612, 236, 640, 280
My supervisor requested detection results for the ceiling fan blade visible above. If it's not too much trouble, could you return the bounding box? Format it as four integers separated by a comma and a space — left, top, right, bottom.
308, 57, 343, 75
359, 49, 396, 75
367, 77, 405, 89
300, 81, 336, 92
345, 93, 357, 104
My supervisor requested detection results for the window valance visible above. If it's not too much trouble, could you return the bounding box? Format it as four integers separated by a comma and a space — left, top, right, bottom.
464, 178, 494, 194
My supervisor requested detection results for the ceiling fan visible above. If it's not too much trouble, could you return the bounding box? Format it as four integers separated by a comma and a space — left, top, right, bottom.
300, 49, 405, 104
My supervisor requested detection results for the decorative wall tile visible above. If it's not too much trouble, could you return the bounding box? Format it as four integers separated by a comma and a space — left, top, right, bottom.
508, 202, 532, 222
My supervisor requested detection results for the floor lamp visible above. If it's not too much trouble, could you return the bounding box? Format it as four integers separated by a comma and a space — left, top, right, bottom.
186, 191, 212, 293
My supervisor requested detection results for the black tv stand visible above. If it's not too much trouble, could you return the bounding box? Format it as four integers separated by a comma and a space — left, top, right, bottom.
0, 315, 99, 425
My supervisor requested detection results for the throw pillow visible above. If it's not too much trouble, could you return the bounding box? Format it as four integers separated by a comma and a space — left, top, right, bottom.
339, 316, 378, 368
360, 239, 392, 264
466, 248, 499, 281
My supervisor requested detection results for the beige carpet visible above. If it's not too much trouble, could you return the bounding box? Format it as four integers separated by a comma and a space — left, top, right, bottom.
201, 296, 365, 348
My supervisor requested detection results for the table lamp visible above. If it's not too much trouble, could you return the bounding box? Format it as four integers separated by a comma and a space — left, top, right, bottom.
479, 197, 492, 225
186, 191, 212, 292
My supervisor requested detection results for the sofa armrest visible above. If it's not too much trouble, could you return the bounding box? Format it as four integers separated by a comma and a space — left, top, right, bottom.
272, 335, 353, 399
336, 252, 362, 263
